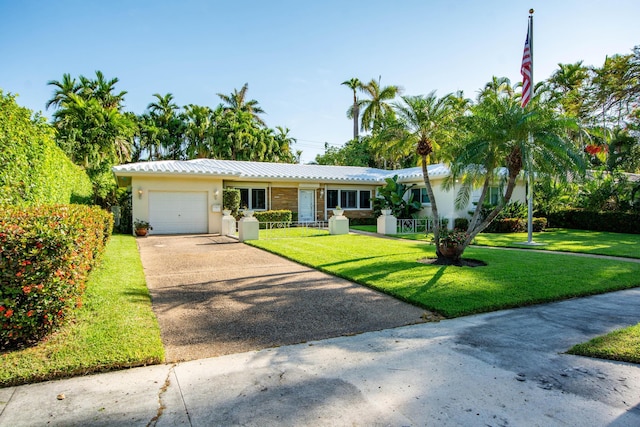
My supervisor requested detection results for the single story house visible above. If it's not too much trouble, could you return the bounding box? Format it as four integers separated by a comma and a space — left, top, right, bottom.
112, 159, 527, 234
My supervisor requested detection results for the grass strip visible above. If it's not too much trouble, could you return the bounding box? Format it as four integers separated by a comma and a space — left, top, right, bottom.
0, 235, 164, 387
472, 229, 640, 259
247, 234, 640, 318
388, 228, 640, 259
350, 225, 377, 233
568, 323, 640, 364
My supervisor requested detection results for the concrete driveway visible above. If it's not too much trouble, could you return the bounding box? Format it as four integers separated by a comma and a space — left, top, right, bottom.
136, 235, 431, 362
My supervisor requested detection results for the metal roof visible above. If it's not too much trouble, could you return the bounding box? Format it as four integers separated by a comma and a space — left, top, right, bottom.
112, 159, 451, 183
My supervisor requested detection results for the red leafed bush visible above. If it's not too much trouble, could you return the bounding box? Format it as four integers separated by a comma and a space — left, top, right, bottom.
0, 205, 113, 350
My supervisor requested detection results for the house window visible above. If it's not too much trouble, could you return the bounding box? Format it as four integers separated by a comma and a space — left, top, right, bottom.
326, 189, 371, 210
252, 188, 266, 210
238, 188, 267, 210
488, 186, 501, 205
359, 191, 371, 209
410, 188, 431, 204
326, 190, 339, 210
341, 190, 357, 209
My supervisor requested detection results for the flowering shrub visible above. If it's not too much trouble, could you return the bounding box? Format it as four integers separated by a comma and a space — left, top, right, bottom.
438, 228, 469, 247
0, 204, 113, 349
585, 144, 607, 156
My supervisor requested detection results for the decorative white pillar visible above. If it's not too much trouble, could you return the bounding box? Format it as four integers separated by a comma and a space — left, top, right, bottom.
222, 210, 236, 236
329, 214, 349, 235
238, 216, 259, 241
377, 211, 397, 234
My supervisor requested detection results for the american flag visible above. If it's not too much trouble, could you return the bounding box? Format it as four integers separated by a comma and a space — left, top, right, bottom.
520, 23, 532, 107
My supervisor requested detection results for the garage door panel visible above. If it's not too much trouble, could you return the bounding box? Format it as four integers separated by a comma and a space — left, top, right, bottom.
149, 191, 208, 234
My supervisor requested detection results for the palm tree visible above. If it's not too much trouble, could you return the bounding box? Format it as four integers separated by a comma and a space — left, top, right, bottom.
392, 92, 460, 254
272, 126, 297, 162
341, 78, 361, 140
548, 62, 590, 119
450, 81, 584, 258
80, 71, 127, 110
217, 83, 266, 126
183, 104, 213, 158
479, 76, 514, 99
148, 93, 179, 117
147, 93, 184, 160
46, 73, 81, 110
358, 77, 401, 133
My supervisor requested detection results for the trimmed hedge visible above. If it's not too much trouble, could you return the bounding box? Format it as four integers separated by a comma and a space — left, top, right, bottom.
254, 210, 292, 223
0, 91, 93, 206
223, 189, 240, 217
0, 205, 113, 350
349, 217, 376, 226
548, 209, 640, 234
484, 217, 547, 233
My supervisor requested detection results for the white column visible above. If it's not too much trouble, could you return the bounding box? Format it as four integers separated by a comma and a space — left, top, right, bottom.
377, 211, 397, 234
238, 217, 259, 241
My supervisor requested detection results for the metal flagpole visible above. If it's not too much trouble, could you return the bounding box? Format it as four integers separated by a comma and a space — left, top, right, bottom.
526, 9, 535, 244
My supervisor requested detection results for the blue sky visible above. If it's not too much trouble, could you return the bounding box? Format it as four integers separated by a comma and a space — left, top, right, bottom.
1, 0, 638, 163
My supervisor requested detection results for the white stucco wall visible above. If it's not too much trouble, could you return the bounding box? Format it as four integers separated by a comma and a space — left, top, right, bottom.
409, 176, 528, 227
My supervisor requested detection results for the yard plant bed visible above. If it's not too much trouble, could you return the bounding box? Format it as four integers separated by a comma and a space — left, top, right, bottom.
0, 235, 164, 387
248, 234, 640, 318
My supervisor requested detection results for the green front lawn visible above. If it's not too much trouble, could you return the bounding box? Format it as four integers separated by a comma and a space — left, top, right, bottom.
472, 229, 640, 259
248, 234, 640, 318
0, 235, 164, 387
350, 225, 377, 233
385, 228, 640, 259
569, 323, 640, 364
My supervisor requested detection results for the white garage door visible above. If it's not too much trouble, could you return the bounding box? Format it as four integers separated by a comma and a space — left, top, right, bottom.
148, 191, 208, 234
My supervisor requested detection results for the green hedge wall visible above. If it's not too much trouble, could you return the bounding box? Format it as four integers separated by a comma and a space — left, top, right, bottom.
484, 217, 547, 233
254, 210, 292, 223
0, 90, 92, 206
548, 209, 640, 234
0, 205, 113, 350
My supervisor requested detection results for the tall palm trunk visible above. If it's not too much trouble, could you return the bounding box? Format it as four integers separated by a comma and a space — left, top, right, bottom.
420, 157, 442, 256
353, 103, 359, 140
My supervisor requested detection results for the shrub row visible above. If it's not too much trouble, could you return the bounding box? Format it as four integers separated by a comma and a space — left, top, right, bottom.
484, 217, 547, 233
349, 217, 377, 226
0, 205, 113, 350
254, 210, 292, 223
0, 91, 93, 206
548, 209, 640, 234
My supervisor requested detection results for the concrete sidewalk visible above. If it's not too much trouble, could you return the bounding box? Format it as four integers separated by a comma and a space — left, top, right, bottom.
1, 287, 639, 426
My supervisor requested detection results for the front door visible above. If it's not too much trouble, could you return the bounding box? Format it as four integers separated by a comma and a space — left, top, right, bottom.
298, 190, 315, 223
